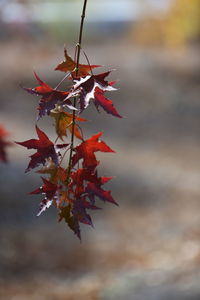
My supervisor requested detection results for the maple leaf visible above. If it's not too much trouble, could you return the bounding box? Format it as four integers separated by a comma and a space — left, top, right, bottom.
70, 168, 110, 186
0, 125, 12, 162
69, 168, 106, 198
16, 126, 58, 172
65, 72, 120, 117
72, 132, 115, 170
79, 197, 100, 210
55, 48, 100, 78
23, 72, 73, 119
30, 177, 58, 199
50, 110, 87, 141
69, 168, 95, 197
36, 198, 53, 216
72, 198, 93, 226
37, 161, 67, 184
86, 181, 118, 206
69, 168, 116, 205
94, 87, 122, 118
59, 205, 81, 239
59, 196, 100, 239
30, 177, 59, 216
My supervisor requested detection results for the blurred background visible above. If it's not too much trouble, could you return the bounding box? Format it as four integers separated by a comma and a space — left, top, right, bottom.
1, 0, 200, 299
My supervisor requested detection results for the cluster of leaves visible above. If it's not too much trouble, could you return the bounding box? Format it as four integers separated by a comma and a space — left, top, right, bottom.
0, 125, 12, 162
17, 49, 121, 239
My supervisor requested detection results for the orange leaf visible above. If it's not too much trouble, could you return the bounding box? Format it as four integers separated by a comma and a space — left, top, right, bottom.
55, 48, 101, 78
51, 110, 87, 141
37, 162, 67, 184
59, 191, 73, 205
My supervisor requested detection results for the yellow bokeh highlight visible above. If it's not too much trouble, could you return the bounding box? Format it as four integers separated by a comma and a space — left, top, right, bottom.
133, 0, 200, 48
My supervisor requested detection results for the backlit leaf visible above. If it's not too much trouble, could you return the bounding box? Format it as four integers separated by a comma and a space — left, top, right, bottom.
50, 110, 87, 141
65, 72, 121, 118
16, 126, 58, 172
72, 132, 115, 170
23, 72, 73, 119
55, 48, 101, 78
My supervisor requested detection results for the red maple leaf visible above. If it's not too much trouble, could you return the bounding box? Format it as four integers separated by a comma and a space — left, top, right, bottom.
23, 72, 73, 119
0, 125, 13, 162
65, 71, 121, 118
69, 168, 108, 196
72, 132, 115, 170
94, 87, 122, 118
30, 177, 59, 216
72, 198, 93, 226
16, 126, 58, 172
30, 177, 58, 199
69, 168, 96, 197
86, 181, 117, 206
69, 168, 116, 205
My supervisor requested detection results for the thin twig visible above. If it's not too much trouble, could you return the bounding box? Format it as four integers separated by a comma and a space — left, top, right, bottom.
55, 72, 71, 90
76, 123, 85, 140
67, 0, 88, 181
82, 49, 94, 75
59, 146, 71, 166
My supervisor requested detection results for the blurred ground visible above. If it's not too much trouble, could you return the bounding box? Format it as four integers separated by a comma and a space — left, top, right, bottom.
1, 39, 200, 299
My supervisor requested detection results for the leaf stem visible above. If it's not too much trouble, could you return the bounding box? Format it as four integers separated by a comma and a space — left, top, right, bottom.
67, 0, 88, 181
55, 72, 70, 90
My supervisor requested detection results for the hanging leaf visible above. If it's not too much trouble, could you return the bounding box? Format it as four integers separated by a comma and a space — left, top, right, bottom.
72, 132, 115, 170
65, 71, 121, 118
23, 72, 74, 119
16, 126, 58, 172
50, 110, 87, 141
55, 48, 101, 78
